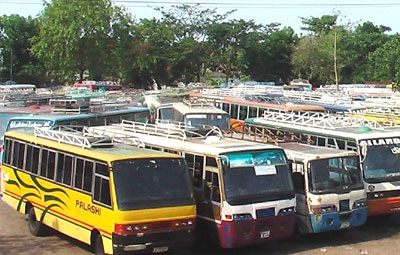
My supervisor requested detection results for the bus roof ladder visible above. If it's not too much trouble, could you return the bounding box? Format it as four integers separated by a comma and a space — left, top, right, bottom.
34, 126, 113, 148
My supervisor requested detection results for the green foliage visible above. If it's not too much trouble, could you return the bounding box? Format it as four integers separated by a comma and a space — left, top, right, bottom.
0, 14, 44, 84
367, 35, 400, 85
300, 15, 338, 35
31, 0, 121, 84
2, 4, 399, 88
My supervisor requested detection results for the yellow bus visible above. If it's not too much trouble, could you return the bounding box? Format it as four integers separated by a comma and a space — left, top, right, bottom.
1, 127, 196, 255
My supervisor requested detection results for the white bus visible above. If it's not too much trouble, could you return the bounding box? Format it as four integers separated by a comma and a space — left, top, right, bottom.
244, 109, 400, 216
86, 121, 296, 249
280, 142, 367, 233
143, 94, 231, 132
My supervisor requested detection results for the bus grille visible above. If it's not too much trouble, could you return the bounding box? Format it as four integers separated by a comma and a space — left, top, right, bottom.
152, 221, 172, 231
256, 208, 275, 218
339, 199, 350, 211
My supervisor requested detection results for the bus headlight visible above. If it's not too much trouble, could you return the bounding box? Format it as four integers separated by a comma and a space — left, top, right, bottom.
310, 205, 337, 214
225, 213, 253, 221
353, 199, 367, 209
278, 206, 295, 215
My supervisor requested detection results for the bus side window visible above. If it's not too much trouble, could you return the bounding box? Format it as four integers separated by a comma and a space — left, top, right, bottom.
12, 141, 25, 169
41, 149, 56, 180
75, 158, 94, 193
56, 153, 73, 186
25, 145, 40, 175
93, 163, 111, 207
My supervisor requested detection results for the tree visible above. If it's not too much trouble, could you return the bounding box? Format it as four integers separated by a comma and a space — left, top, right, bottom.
31, 0, 124, 84
345, 22, 391, 83
127, 18, 176, 88
242, 26, 297, 83
300, 15, 338, 35
157, 4, 234, 84
293, 15, 345, 85
0, 15, 44, 84
207, 19, 262, 83
367, 34, 400, 89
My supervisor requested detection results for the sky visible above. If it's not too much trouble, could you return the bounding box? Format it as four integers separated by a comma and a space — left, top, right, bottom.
1, 0, 400, 34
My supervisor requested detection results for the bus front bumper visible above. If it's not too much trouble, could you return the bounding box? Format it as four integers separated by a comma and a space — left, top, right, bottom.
112, 229, 194, 255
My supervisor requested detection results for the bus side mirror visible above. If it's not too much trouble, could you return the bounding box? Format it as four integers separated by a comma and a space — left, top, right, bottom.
361, 145, 367, 156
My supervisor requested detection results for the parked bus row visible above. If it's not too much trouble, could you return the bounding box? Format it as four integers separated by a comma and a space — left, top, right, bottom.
1, 92, 391, 255
1, 114, 375, 255
87, 121, 368, 235
188, 90, 325, 132
87, 121, 296, 249
243, 109, 400, 216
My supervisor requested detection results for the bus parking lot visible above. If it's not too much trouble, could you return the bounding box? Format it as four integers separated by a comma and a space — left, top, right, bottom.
1, 199, 400, 255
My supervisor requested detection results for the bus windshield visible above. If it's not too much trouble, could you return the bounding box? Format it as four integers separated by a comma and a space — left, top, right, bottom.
222, 150, 294, 205
309, 156, 363, 193
363, 144, 400, 182
185, 114, 229, 129
112, 158, 193, 210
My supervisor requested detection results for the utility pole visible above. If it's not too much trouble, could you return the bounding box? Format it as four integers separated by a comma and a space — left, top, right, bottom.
10, 48, 13, 81
334, 29, 339, 91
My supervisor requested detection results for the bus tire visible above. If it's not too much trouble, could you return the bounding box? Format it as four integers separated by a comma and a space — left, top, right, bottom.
28, 207, 46, 236
93, 234, 105, 255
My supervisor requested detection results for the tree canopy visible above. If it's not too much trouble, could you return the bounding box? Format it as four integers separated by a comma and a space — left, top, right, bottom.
0, 2, 398, 89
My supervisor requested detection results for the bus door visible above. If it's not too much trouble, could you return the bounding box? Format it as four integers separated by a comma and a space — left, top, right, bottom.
203, 168, 221, 221
201, 160, 221, 246
195, 156, 221, 221
290, 160, 310, 233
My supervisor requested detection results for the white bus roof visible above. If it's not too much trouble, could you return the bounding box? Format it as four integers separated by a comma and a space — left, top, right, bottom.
246, 110, 400, 141
279, 142, 357, 162
87, 122, 283, 157
169, 101, 229, 115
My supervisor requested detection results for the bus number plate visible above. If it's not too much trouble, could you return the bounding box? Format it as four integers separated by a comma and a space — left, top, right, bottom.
260, 230, 270, 238
153, 246, 168, 253
340, 222, 350, 228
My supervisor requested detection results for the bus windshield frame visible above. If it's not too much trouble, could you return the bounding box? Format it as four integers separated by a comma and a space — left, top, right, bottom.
308, 155, 364, 194
112, 157, 194, 210
362, 143, 400, 182
221, 149, 294, 205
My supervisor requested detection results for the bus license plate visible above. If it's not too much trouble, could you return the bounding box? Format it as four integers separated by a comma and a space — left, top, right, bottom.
153, 246, 168, 253
260, 230, 270, 238
340, 222, 350, 228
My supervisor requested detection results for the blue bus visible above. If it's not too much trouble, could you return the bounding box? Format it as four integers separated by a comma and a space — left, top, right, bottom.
4, 107, 150, 133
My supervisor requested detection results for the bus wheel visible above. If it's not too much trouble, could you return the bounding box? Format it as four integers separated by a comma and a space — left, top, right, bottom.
93, 234, 105, 255
28, 207, 46, 236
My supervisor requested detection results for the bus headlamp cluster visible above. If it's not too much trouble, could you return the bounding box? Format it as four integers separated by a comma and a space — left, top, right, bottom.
353, 199, 367, 208
114, 219, 195, 235
310, 204, 337, 214
173, 220, 194, 228
278, 207, 295, 215
226, 213, 253, 221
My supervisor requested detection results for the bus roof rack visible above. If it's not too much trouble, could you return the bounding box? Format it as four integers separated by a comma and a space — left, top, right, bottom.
83, 126, 144, 147
259, 109, 385, 130
87, 120, 224, 143
33, 126, 114, 148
